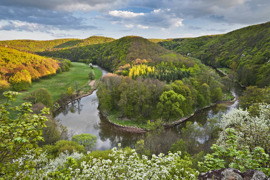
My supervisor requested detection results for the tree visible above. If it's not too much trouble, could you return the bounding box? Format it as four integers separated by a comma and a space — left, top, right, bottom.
89, 69, 95, 80
9, 71, 31, 91
157, 90, 186, 121
211, 87, 222, 102
42, 140, 85, 159
25, 88, 53, 108
0, 91, 49, 178
217, 104, 270, 156
239, 86, 270, 109
199, 128, 270, 175
200, 83, 210, 105
71, 134, 97, 151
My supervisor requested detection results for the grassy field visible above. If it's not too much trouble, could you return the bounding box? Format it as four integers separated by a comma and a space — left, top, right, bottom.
1, 62, 102, 106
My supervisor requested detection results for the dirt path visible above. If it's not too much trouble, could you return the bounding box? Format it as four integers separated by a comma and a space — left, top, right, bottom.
89, 80, 96, 88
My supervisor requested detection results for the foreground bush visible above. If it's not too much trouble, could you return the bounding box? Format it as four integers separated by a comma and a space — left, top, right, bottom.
0, 91, 49, 178
12, 146, 198, 179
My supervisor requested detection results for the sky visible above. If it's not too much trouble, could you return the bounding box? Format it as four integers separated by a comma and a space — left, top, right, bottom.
0, 0, 269, 40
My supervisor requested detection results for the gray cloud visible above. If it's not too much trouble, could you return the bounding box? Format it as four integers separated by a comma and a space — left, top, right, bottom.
0, 5, 97, 31
127, 0, 270, 24
0, 0, 269, 39
0, 0, 126, 11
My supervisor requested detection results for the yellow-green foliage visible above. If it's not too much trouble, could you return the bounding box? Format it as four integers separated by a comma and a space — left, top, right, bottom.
0, 36, 114, 53
0, 47, 59, 91
42, 36, 195, 72
128, 64, 155, 78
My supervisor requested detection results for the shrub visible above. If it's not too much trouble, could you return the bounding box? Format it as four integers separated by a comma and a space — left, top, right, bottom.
43, 140, 85, 159
24, 88, 53, 108
71, 134, 97, 151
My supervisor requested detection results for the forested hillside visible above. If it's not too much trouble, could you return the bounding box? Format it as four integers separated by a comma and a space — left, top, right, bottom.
39, 35, 227, 123
159, 21, 270, 87
0, 36, 114, 53
40, 36, 193, 72
0, 47, 61, 91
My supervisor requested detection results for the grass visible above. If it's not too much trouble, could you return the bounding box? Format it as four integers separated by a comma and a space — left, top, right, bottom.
1, 62, 102, 107
222, 91, 235, 101
107, 112, 149, 130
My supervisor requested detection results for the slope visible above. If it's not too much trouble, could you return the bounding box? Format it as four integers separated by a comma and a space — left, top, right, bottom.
40, 36, 194, 72
0, 46, 60, 91
159, 21, 270, 87
0, 36, 114, 53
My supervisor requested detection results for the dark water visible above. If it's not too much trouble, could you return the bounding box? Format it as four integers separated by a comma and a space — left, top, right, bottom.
55, 66, 243, 153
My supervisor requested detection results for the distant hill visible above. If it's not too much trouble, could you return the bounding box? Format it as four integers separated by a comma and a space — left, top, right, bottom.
0, 36, 114, 53
159, 22, 270, 87
41, 36, 194, 72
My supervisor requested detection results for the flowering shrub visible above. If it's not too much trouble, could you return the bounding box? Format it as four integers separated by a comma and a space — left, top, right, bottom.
217, 104, 270, 155
199, 104, 270, 176
199, 128, 270, 175
12, 146, 199, 179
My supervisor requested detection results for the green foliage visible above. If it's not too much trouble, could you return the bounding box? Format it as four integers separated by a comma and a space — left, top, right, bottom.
0, 36, 114, 53
88, 69, 95, 80
71, 134, 97, 151
98, 62, 224, 123
199, 128, 270, 175
135, 140, 151, 156
0, 91, 49, 178
24, 88, 53, 108
240, 86, 270, 109
43, 140, 85, 159
159, 22, 270, 87
40, 36, 194, 72
170, 139, 188, 154
39, 117, 62, 146
98, 75, 166, 120
157, 90, 185, 121
67, 86, 73, 96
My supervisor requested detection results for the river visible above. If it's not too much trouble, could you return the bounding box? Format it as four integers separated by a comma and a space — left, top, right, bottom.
55, 66, 243, 153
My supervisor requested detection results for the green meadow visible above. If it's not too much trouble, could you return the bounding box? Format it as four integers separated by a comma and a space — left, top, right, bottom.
1, 62, 102, 106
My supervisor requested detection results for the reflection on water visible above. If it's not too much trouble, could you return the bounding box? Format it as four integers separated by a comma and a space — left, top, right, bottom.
55, 66, 244, 153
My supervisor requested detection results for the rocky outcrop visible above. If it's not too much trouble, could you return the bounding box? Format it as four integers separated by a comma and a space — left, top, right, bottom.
198, 168, 269, 180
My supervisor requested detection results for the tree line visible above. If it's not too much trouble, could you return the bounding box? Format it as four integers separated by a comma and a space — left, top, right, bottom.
98, 63, 223, 123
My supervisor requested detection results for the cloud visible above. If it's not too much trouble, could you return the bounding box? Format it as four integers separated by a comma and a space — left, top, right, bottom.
0, 5, 97, 32
0, 21, 41, 31
107, 8, 184, 29
125, 24, 135, 28
137, 24, 149, 29
0, 0, 126, 12
127, 0, 270, 25
109, 10, 145, 18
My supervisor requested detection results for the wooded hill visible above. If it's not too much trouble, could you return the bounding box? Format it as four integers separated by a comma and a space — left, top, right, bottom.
40, 36, 194, 72
0, 36, 114, 53
159, 21, 270, 87
0, 47, 60, 91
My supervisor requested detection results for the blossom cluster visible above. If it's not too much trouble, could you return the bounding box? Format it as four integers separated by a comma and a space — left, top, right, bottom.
13, 147, 198, 179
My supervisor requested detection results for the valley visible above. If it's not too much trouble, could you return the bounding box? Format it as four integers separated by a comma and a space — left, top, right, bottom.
1, 21, 270, 178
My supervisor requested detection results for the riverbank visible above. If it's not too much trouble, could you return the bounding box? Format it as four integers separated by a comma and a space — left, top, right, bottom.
99, 95, 236, 133
216, 68, 246, 89
53, 73, 101, 113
